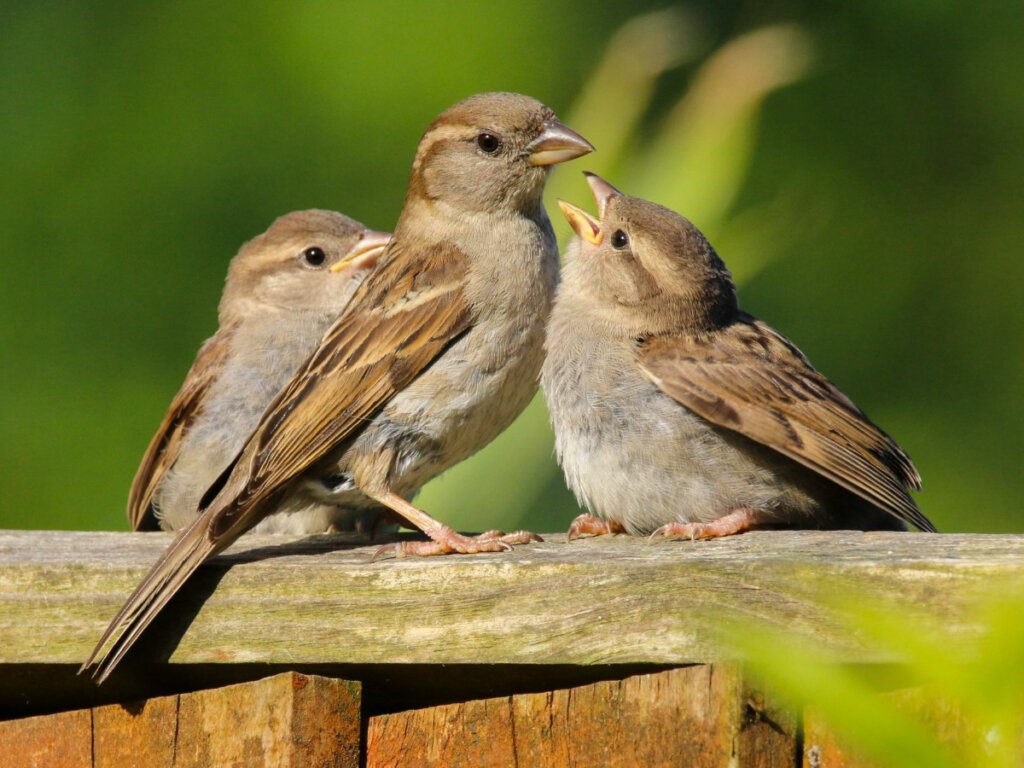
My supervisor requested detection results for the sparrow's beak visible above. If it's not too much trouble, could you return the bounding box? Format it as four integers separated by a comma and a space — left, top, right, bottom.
558, 200, 603, 245
331, 229, 391, 272
528, 120, 595, 166
583, 171, 623, 219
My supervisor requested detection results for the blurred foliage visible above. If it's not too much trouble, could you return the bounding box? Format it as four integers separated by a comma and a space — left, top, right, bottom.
3, 8, 1023, 761
733, 585, 1024, 767
1, 1, 1022, 533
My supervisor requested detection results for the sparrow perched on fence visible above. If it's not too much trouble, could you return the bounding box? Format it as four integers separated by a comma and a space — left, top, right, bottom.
543, 173, 935, 542
83, 92, 593, 682
127, 210, 390, 535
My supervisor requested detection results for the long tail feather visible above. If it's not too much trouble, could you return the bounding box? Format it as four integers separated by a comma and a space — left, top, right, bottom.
80, 516, 221, 683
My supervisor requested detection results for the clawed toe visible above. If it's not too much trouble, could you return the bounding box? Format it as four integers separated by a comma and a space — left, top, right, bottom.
650, 522, 706, 541
370, 543, 399, 562
500, 530, 544, 545
567, 514, 625, 542
650, 509, 761, 542
369, 528, 541, 560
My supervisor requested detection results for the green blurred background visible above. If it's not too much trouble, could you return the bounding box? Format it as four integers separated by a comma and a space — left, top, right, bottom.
2, 0, 1021, 534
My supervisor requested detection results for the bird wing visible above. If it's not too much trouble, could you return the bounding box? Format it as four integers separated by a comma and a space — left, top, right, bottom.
83, 239, 474, 682
126, 330, 233, 531
636, 313, 933, 532
207, 238, 474, 534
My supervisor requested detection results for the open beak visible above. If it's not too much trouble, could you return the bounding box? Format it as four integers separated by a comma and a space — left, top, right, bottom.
527, 120, 595, 166
558, 200, 603, 245
330, 229, 391, 272
583, 171, 623, 219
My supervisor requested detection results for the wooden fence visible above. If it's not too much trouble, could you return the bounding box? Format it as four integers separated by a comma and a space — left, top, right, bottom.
0, 529, 1020, 766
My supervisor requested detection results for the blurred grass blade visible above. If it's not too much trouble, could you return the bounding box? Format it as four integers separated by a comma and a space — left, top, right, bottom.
732, 626, 961, 768
630, 24, 814, 233
565, 7, 702, 162
834, 585, 1024, 716
547, 7, 704, 243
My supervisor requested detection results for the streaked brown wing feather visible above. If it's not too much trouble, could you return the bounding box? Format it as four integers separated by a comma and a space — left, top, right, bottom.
82, 240, 475, 682
209, 240, 473, 533
126, 330, 233, 531
637, 313, 933, 531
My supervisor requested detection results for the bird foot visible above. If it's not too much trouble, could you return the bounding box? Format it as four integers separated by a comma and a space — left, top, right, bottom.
567, 513, 625, 542
650, 508, 759, 541
371, 527, 543, 560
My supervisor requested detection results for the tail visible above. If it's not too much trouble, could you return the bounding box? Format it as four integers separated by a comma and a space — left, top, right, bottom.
79, 514, 224, 684
82, 456, 260, 683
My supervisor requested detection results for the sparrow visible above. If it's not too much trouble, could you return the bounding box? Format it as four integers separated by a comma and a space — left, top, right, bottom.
542, 173, 935, 542
83, 92, 594, 682
127, 210, 391, 535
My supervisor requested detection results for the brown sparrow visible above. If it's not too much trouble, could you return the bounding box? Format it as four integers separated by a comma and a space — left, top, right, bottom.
542, 173, 934, 543
83, 92, 593, 682
128, 210, 390, 535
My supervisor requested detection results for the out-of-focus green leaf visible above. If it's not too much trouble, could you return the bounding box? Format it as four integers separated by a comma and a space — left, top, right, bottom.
736, 626, 962, 768
1, 2, 1021, 538
730, 583, 1024, 768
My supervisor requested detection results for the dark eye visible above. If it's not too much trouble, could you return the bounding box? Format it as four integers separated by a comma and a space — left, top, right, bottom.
301, 246, 326, 267
611, 230, 629, 249
476, 133, 501, 154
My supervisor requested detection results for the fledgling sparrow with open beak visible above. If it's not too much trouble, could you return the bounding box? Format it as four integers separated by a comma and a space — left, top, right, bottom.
543, 173, 935, 542
127, 210, 391, 535
83, 92, 594, 682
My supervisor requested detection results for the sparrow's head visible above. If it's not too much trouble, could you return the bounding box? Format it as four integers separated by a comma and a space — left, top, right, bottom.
221, 210, 390, 320
558, 174, 737, 333
407, 92, 593, 216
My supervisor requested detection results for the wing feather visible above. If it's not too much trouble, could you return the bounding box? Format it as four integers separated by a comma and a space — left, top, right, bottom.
84, 240, 475, 680
125, 331, 233, 531
234, 246, 472, 510
637, 314, 933, 532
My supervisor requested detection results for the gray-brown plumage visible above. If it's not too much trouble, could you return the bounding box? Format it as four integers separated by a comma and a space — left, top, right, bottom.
127, 210, 391, 534
542, 173, 934, 542
83, 92, 593, 683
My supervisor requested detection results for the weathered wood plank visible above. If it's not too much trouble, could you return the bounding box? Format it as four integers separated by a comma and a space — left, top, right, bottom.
0, 530, 1019, 674
0, 672, 361, 768
93, 695, 177, 767
171, 672, 361, 767
366, 665, 798, 768
0, 708, 92, 768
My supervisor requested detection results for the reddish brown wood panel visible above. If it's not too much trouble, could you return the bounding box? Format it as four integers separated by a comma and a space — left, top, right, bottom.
0, 708, 92, 768
366, 665, 798, 768
288, 672, 364, 768
0, 672, 361, 768
93, 695, 177, 767
171, 672, 361, 767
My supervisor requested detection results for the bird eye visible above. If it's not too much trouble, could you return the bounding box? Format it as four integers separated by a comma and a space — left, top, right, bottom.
611, 230, 629, 249
301, 246, 327, 268
476, 133, 501, 154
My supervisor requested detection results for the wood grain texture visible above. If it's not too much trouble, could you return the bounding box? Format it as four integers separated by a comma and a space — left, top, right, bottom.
0, 672, 361, 768
0, 708, 92, 768
171, 672, 361, 767
93, 695, 177, 766
1, 530, 1020, 671
366, 665, 797, 768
